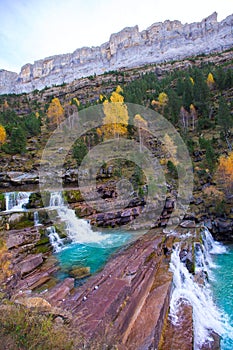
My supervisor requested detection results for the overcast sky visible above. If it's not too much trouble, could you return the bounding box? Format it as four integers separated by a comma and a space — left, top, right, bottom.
0, 0, 232, 73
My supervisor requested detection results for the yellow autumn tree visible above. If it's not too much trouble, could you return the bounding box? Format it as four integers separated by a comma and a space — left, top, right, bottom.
100, 86, 129, 139
134, 114, 148, 152
71, 97, 80, 107
158, 92, 168, 106
151, 92, 168, 113
190, 77, 194, 85
47, 97, 65, 128
207, 73, 215, 89
0, 125, 6, 145
216, 151, 233, 198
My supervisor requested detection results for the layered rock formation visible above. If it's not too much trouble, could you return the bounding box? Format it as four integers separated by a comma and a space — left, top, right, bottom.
0, 12, 233, 94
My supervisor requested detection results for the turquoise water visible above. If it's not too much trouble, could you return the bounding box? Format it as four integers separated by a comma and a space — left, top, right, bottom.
56, 243, 117, 277
54, 229, 133, 284
211, 244, 233, 349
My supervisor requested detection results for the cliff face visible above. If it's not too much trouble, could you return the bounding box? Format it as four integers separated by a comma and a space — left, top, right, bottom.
0, 12, 233, 94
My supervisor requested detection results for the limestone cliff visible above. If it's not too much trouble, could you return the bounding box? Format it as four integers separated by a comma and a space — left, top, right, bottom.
0, 12, 233, 94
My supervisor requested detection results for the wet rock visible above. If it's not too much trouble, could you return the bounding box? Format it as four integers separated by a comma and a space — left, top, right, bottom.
69, 267, 91, 279
204, 219, 212, 231
159, 301, 193, 350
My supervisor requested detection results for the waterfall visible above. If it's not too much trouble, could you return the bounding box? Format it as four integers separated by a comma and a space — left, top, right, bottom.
4, 192, 30, 212
48, 192, 108, 246
49, 192, 64, 207
34, 211, 41, 226
202, 227, 227, 255
46, 226, 64, 253
169, 228, 232, 350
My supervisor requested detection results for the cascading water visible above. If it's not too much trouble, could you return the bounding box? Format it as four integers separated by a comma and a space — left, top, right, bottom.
4, 192, 31, 212
169, 228, 233, 349
46, 226, 64, 253
48, 191, 130, 248
47, 191, 132, 278
34, 211, 41, 226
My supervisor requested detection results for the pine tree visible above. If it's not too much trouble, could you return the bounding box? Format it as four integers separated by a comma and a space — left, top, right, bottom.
182, 76, 194, 110
72, 138, 88, 166
8, 127, 27, 154
217, 97, 233, 149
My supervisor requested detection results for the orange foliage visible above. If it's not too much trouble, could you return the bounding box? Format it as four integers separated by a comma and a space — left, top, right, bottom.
207, 73, 215, 88
47, 97, 65, 128
0, 124, 6, 145
0, 240, 12, 281
216, 151, 233, 197
100, 86, 129, 139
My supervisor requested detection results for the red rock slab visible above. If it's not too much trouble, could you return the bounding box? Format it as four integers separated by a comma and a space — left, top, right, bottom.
61, 231, 171, 348
16, 266, 59, 290
159, 301, 193, 350
44, 278, 75, 306
17, 253, 43, 275
75, 278, 130, 335
7, 227, 40, 249
123, 265, 173, 349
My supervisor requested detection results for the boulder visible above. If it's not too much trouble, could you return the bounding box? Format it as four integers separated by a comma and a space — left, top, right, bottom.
15, 297, 51, 310
69, 266, 91, 279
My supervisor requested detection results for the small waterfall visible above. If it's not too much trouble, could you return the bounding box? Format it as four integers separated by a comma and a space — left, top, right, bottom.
48, 192, 107, 245
169, 229, 231, 349
34, 211, 41, 226
5, 192, 31, 212
202, 227, 227, 255
49, 192, 64, 207
47, 226, 64, 253
47, 191, 131, 250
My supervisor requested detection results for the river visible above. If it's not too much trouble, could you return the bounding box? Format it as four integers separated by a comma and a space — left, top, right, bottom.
211, 244, 233, 349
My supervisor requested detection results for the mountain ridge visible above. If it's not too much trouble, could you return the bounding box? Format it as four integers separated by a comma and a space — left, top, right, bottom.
0, 11, 233, 94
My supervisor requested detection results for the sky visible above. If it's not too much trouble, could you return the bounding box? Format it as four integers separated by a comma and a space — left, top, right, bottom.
0, 0, 232, 73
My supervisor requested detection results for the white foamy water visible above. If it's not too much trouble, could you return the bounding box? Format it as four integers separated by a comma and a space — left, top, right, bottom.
34, 211, 42, 226
4, 192, 31, 212
48, 191, 130, 249
46, 226, 65, 253
169, 228, 232, 350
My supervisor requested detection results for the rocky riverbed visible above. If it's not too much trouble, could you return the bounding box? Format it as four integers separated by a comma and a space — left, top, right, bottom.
0, 180, 232, 349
